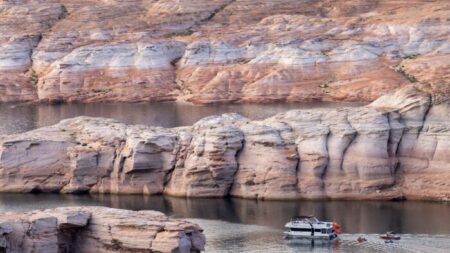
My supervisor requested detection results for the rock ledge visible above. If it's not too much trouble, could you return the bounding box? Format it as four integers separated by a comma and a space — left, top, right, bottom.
0, 206, 205, 253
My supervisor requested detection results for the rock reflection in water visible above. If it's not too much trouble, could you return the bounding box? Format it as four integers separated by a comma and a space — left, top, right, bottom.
0, 101, 364, 135
0, 194, 449, 235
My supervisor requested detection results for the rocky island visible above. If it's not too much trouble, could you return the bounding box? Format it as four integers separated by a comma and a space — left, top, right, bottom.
0, 86, 448, 201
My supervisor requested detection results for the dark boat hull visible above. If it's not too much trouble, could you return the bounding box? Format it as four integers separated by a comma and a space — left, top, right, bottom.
380, 235, 401, 240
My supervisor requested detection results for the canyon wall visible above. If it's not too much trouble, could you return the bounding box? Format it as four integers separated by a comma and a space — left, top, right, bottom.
0, 206, 205, 253
1, 0, 449, 103
0, 86, 449, 200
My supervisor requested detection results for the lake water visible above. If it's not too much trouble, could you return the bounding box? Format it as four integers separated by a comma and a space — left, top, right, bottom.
0, 101, 364, 135
1, 194, 449, 253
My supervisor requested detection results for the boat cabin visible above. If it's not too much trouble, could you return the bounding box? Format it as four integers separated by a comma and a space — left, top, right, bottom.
284, 216, 338, 240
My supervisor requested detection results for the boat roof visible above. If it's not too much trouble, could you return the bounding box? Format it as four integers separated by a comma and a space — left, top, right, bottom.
292, 215, 315, 219
290, 216, 321, 223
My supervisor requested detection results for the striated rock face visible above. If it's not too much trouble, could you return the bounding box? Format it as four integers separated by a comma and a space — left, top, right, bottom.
0, 0, 449, 103
0, 86, 449, 200
165, 125, 245, 197
0, 206, 205, 253
0, 0, 65, 102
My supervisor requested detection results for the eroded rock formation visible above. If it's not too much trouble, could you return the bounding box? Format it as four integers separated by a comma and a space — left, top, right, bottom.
0, 206, 205, 253
0, 86, 448, 200
0, 0, 449, 103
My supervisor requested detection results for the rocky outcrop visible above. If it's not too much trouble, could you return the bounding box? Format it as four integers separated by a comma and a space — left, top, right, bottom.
0, 0, 65, 102
0, 0, 449, 103
0, 206, 205, 253
0, 86, 449, 200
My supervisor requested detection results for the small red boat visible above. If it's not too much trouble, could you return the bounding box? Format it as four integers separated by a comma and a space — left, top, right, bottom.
379, 232, 401, 240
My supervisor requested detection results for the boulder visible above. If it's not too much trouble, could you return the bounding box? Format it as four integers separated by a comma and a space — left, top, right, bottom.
0, 207, 205, 253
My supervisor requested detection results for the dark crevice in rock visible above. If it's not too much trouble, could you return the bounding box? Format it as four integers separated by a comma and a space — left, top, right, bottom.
341, 112, 357, 174
320, 130, 331, 182
197, 0, 236, 25
393, 118, 405, 158
227, 135, 245, 196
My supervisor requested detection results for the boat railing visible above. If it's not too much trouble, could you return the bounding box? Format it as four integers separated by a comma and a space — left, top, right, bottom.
290, 216, 319, 223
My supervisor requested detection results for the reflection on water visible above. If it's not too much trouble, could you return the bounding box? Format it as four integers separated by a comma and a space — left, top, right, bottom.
1, 194, 450, 252
0, 102, 364, 135
0, 194, 449, 234
190, 219, 450, 253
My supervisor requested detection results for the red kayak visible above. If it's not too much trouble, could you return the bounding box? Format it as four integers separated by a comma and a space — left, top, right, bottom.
379, 232, 401, 240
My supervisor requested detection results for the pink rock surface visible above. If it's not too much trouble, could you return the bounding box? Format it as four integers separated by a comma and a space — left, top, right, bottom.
0, 0, 448, 103
0, 86, 448, 200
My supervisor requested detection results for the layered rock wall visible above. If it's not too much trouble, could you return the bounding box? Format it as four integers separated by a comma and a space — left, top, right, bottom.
0, 0, 449, 103
0, 86, 449, 200
0, 206, 205, 253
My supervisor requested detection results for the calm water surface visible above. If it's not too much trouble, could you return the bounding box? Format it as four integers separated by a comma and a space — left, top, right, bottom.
1, 194, 449, 253
0, 102, 364, 135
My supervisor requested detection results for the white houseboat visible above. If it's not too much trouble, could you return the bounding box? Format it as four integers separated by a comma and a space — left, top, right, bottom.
284, 216, 340, 240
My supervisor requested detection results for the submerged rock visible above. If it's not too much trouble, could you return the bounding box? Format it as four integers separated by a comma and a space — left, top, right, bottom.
0, 86, 449, 200
0, 206, 205, 253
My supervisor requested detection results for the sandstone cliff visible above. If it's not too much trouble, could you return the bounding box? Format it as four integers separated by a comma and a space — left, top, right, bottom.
0, 206, 205, 253
0, 86, 448, 200
0, 0, 449, 103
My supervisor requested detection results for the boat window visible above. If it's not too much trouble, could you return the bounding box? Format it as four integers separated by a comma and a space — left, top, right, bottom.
314, 229, 321, 232
321, 229, 327, 233
290, 228, 312, 232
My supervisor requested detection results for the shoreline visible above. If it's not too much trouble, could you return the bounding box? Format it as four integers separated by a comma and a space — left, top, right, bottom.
1, 191, 449, 202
